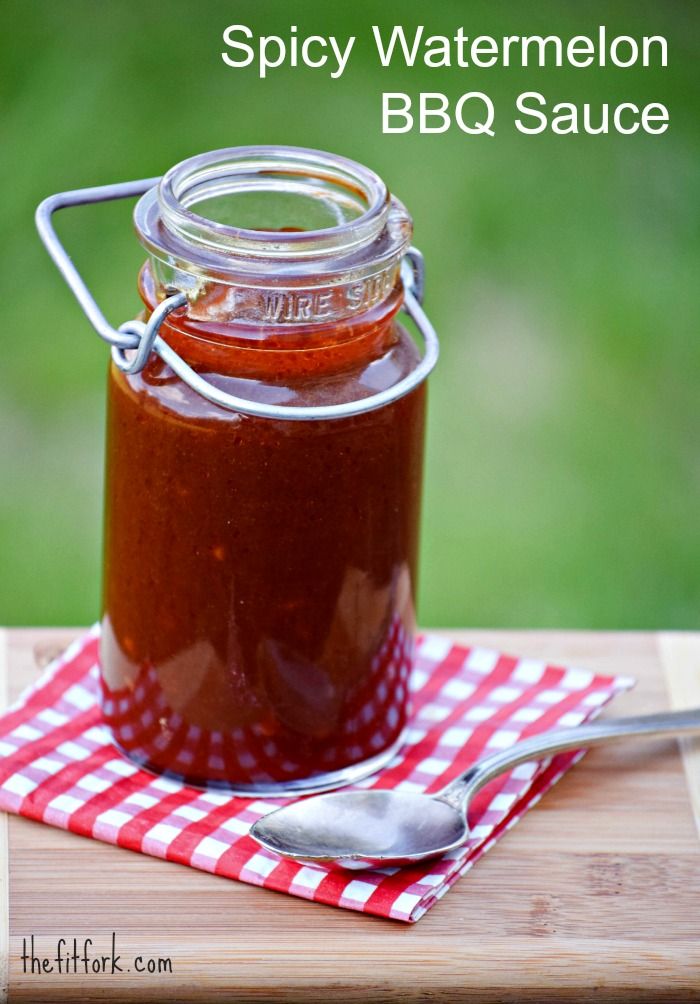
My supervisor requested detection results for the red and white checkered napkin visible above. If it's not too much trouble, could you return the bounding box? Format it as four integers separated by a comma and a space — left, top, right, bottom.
0, 628, 633, 923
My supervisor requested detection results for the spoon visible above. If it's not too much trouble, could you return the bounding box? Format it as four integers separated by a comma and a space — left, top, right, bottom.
250, 708, 700, 869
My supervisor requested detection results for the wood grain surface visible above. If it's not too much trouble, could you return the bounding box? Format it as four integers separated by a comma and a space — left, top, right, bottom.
658, 633, 700, 840
3, 628, 700, 1003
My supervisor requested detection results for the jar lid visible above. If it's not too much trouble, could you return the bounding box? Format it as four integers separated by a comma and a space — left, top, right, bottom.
134, 146, 412, 326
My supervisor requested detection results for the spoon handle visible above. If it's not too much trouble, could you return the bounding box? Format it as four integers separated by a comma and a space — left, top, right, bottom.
438, 706, 700, 810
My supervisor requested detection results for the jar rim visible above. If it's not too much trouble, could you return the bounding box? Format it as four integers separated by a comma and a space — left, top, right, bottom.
151, 145, 392, 261
132, 145, 412, 326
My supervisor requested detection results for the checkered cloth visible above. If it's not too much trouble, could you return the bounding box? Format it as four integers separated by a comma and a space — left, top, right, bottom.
0, 627, 633, 923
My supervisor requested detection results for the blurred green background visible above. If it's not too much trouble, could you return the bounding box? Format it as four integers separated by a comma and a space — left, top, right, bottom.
1, 0, 698, 628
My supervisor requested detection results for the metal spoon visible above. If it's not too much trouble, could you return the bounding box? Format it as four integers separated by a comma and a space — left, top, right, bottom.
250, 708, 700, 869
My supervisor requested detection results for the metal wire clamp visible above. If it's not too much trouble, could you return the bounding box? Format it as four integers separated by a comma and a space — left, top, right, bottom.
36, 179, 439, 421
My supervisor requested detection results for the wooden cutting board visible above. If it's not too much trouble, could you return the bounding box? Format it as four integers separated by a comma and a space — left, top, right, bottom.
1, 628, 699, 1002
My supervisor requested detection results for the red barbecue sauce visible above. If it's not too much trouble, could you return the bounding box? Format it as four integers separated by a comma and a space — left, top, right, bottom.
100, 264, 425, 788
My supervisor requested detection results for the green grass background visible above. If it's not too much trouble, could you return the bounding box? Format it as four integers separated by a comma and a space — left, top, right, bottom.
1, 0, 698, 628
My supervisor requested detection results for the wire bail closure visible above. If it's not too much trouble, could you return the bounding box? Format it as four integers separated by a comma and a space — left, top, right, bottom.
36, 178, 439, 421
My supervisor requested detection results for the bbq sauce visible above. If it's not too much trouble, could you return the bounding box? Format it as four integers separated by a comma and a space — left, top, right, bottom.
101, 264, 425, 788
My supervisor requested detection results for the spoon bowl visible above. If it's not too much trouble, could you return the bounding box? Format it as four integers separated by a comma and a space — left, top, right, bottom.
252, 789, 467, 868
250, 707, 700, 869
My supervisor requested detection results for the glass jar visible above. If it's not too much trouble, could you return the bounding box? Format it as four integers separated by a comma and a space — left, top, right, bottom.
36, 146, 438, 794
